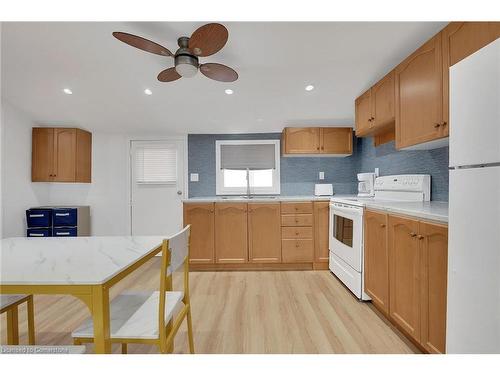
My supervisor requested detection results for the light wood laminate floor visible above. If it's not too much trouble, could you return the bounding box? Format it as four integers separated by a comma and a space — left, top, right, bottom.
0, 258, 418, 353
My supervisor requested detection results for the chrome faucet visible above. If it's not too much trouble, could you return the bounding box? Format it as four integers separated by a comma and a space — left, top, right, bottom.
246, 168, 251, 198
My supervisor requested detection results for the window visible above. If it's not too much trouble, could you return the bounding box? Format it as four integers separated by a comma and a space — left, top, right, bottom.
215, 140, 280, 195
135, 143, 177, 184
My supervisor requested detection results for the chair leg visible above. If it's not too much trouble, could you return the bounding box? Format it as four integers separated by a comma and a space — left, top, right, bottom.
186, 305, 195, 354
6, 307, 20, 345
73, 338, 81, 346
121, 343, 128, 354
27, 295, 36, 345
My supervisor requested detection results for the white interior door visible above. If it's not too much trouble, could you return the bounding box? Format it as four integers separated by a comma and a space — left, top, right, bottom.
130, 140, 185, 236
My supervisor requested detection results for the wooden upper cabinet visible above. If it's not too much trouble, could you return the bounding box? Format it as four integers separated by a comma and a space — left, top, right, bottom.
313, 201, 329, 263
282, 127, 352, 156
248, 203, 281, 263
420, 221, 448, 354
183, 203, 215, 264
320, 128, 352, 155
441, 22, 500, 131
371, 70, 395, 130
215, 203, 248, 264
32, 127, 92, 183
354, 89, 372, 136
282, 127, 320, 154
53, 128, 77, 182
388, 215, 421, 342
395, 34, 445, 149
364, 210, 389, 315
32, 128, 55, 181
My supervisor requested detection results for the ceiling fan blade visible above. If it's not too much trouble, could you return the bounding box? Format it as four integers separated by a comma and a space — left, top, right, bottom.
157, 67, 181, 82
113, 32, 173, 57
189, 23, 228, 57
200, 63, 238, 82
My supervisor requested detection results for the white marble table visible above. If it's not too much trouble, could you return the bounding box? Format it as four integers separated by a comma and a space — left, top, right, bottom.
0, 236, 166, 353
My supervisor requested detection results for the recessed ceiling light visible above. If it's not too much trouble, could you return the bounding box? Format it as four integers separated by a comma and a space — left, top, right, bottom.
144, 88, 152, 95
225, 89, 234, 95
305, 85, 314, 91
63, 88, 73, 95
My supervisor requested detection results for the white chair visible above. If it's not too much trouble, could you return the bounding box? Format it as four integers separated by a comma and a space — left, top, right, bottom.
0, 295, 35, 345
72, 226, 195, 354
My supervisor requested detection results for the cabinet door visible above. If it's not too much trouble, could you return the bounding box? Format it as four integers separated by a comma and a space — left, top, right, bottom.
248, 203, 281, 263
388, 215, 421, 341
215, 203, 248, 263
53, 128, 76, 182
183, 203, 215, 264
364, 210, 389, 315
372, 70, 395, 130
76, 129, 92, 183
320, 128, 353, 154
441, 22, 500, 130
355, 89, 372, 136
283, 127, 320, 154
32, 128, 54, 182
395, 34, 444, 149
420, 221, 448, 354
313, 201, 329, 263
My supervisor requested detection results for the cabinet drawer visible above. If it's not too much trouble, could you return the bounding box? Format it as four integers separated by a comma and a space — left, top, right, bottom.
282, 226, 313, 239
53, 227, 77, 237
282, 239, 314, 262
53, 208, 77, 227
26, 209, 52, 228
27, 228, 52, 237
281, 214, 313, 227
281, 202, 313, 214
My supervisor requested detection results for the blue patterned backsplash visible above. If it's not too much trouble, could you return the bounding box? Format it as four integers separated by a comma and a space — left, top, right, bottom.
188, 133, 449, 201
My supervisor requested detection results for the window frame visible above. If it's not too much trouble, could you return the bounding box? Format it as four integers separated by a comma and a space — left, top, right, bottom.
215, 139, 281, 195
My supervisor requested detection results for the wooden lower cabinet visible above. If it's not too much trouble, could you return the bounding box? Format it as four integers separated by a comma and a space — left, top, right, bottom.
313, 201, 329, 263
364, 210, 389, 315
380, 214, 448, 353
214, 203, 248, 263
248, 203, 281, 263
281, 239, 313, 262
183, 203, 215, 264
420, 222, 448, 354
388, 215, 421, 342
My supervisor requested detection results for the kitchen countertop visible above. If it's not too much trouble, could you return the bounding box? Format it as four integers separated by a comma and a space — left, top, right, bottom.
183, 195, 332, 203
185, 195, 449, 223
362, 200, 449, 223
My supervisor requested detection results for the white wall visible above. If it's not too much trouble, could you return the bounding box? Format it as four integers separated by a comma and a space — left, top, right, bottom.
1, 101, 50, 237
1, 102, 130, 237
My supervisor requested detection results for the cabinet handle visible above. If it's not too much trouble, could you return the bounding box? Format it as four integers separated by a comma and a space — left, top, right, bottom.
380, 224, 386, 228
371, 117, 375, 121
316, 147, 320, 150
296, 243, 299, 248
368, 118, 372, 122
434, 123, 441, 128
441, 121, 447, 127
321, 146, 324, 150
410, 232, 417, 237
417, 234, 425, 240
295, 231, 299, 235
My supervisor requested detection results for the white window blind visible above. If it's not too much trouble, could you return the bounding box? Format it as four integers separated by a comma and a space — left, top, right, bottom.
135, 145, 177, 184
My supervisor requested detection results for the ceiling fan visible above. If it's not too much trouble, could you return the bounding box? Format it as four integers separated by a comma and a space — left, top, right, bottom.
112, 23, 238, 83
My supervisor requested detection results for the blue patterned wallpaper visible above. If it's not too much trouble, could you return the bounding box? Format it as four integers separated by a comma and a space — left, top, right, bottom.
188, 133, 449, 201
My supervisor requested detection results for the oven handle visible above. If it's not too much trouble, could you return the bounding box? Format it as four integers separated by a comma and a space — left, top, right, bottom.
330, 204, 363, 216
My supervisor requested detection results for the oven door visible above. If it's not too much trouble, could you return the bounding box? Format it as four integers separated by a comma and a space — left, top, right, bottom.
329, 203, 363, 272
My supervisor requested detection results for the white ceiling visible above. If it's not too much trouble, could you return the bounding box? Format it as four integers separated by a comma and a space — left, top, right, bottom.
1, 22, 447, 134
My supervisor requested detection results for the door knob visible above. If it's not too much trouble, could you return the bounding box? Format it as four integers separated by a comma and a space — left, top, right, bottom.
177, 191, 182, 195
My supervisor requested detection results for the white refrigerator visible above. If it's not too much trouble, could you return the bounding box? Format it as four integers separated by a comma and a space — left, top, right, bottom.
447, 38, 500, 353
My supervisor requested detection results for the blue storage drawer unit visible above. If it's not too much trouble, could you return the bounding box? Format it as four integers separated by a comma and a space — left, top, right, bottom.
26, 208, 52, 228
25, 206, 90, 237
27, 228, 52, 237
53, 227, 78, 237
52, 208, 78, 227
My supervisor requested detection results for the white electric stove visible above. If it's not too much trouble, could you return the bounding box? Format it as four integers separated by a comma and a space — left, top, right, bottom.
328, 174, 431, 300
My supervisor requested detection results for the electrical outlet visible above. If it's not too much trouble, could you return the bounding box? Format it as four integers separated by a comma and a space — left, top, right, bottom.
319, 171, 325, 180
190, 173, 199, 182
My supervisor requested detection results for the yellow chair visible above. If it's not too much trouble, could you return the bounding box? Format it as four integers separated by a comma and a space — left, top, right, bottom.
72, 226, 195, 354
0, 295, 35, 345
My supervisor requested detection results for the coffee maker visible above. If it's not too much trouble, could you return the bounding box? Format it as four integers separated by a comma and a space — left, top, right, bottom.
357, 172, 376, 197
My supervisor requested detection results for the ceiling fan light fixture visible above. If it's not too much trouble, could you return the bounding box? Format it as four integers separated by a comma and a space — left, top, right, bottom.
225, 89, 234, 95
305, 85, 315, 91
175, 55, 198, 78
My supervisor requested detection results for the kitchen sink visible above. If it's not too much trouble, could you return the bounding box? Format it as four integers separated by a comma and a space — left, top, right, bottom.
219, 195, 279, 200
